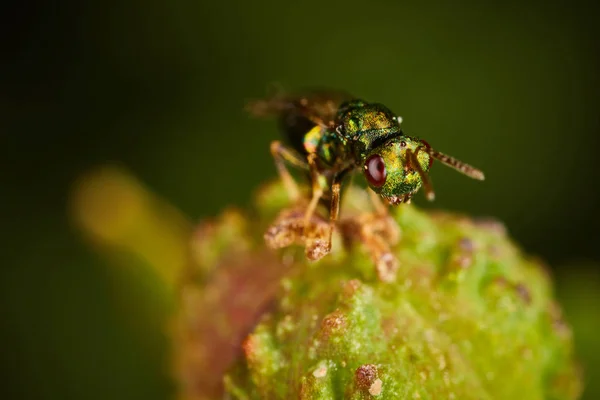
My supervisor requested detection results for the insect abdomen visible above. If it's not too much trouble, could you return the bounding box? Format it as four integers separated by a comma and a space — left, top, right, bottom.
278, 110, 316, 156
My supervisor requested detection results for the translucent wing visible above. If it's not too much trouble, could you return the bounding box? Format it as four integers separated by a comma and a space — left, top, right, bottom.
246, 88, 354, 129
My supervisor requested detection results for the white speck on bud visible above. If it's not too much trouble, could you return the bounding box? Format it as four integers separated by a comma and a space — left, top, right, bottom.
312, 365, 328, 378
369, 378, 383, 396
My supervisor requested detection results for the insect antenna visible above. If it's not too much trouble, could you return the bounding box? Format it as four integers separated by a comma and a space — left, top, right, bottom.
430, 150, 485, 181
408, 149, 435, 201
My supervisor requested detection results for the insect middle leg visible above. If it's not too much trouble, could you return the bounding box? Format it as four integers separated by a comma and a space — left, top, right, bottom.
302, 153, 325, 229
305, 168, 351, 260
270, 140, 308, 202
317, 173, 343, 254
265, 144, 330, 259
302, 154, 335, 260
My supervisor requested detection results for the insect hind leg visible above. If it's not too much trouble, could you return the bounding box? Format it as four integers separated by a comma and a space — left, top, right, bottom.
270, 140, 308, 202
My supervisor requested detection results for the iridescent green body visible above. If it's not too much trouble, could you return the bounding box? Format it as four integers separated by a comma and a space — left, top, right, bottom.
248, 89, 484, 264
250, 88, 483, 211
275, 91, 435, 204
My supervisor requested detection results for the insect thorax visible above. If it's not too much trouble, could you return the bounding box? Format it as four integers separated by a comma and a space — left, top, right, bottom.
337, 102, 403, 161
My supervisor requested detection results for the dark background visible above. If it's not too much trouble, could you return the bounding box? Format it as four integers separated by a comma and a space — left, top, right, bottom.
1, 0, 599, 399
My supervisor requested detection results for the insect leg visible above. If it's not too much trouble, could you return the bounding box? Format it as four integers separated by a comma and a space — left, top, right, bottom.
329, 178, 342, 223
323, 172, 345, 251
408, 148, 435, 201
303, 153, 324, 228
339, 211, 399, 282
270, 140, 308, 201
367, 188, 400, 244
300, 153, 332, 260
368, 188, 389, 215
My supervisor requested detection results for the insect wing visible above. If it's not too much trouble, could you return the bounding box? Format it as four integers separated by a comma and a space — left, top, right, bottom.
291, 90, 354, 128
247, 89, 353, 129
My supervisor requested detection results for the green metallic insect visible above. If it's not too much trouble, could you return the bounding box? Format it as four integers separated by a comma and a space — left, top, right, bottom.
248, 89, 484, 260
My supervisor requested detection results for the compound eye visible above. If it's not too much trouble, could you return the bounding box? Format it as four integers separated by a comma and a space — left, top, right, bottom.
364, 154, 387, 187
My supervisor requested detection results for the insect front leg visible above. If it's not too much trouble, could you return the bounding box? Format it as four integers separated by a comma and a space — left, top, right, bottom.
368, 189, 400, 245
334, 188, 401, 281
359, 214, 399, 282
270, 140, 308, 202
340, 210, 400, 283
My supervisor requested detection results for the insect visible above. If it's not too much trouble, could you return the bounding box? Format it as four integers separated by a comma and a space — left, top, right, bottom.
248, 89, 484, 269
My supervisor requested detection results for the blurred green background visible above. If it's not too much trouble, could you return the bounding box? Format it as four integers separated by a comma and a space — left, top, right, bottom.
2, 0, 599, 399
